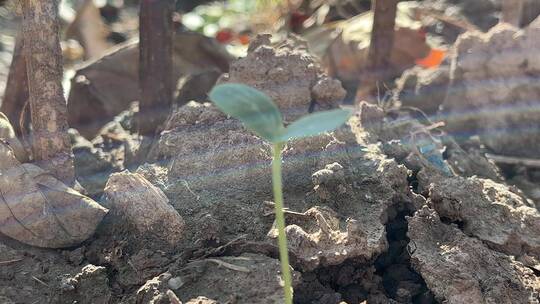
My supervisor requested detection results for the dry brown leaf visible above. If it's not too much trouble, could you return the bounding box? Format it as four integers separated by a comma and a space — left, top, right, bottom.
0, 141, 108, 248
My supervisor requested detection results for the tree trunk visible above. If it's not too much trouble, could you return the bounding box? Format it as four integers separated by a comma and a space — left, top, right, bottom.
1, 31, 29, 137
356, 0, 398, 102
367, 0, 397, 75
502, 0, 524, 27
21, 0, 75, 184
138, 0, 174, 136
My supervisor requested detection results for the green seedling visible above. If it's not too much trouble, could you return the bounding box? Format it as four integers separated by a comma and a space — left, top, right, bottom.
209, 83, 351, 304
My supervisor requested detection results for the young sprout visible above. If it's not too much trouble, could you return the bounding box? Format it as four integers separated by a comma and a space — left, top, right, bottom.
209, 83, 351, 304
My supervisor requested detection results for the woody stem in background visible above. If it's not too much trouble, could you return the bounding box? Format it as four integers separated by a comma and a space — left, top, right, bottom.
138, 0, 174, 136
21, 0, 75, 184
357, 0, 398, 102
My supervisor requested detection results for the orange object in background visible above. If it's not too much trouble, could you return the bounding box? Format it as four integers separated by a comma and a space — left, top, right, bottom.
416, 48, 446, 68
238, 34, 250, 45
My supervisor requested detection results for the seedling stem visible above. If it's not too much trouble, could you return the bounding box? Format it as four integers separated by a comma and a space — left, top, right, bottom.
271, 142, 292, 304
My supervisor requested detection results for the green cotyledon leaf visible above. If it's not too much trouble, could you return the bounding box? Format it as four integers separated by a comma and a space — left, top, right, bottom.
277, 108, 352, 142
209, 83, 285, 142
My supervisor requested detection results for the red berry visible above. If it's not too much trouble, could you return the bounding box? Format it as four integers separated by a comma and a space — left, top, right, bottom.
216, 30, 233, 43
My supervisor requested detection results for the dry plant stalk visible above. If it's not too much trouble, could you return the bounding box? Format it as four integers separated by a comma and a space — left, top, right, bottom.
357, 0, 398, 102
138, 0, 174, 136
21, 0, 75, 184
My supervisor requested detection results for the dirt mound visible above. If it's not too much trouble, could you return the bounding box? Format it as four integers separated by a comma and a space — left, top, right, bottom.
138, 105, 417, 301
358, 95, 540, 303
394, 18, 540, 160
429, 176, 540, 261
443, 20, 540, 158
143, 36, 413, 274
393, 20, 540, 205
218, 34, 346, 121
408, 206, 539, 303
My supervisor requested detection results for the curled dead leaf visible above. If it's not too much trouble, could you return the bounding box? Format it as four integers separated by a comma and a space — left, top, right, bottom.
0, 141, 108, 248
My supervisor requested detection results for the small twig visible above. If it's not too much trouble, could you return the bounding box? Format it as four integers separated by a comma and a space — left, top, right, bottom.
181, 179, 200, 201
263, 201, 307, 217
485, 154, 540, 168
198, 234, 247, 259
205, 258, 251, 273
31, 275, 49, 287
0, 258, 23, 265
